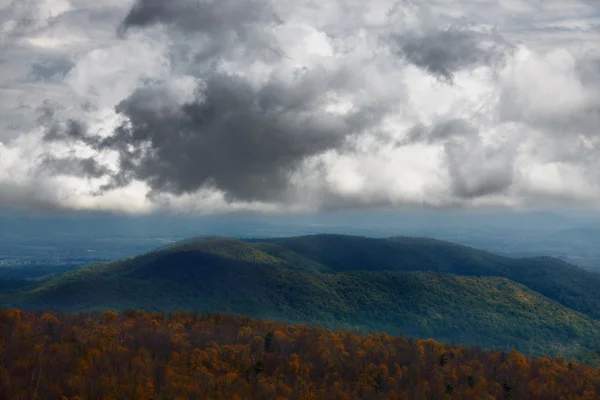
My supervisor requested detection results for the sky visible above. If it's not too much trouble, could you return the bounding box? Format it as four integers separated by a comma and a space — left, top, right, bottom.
1, 0, 600, 215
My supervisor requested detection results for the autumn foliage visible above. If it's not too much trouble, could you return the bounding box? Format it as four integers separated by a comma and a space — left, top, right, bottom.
0, 309, 599, 399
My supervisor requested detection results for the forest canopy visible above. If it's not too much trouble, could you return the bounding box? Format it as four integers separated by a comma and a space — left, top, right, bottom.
0, 309, 599, 400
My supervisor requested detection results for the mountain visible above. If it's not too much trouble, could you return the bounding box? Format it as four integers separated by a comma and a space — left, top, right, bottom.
259, 235, 600, 320
6, 235, 600, 358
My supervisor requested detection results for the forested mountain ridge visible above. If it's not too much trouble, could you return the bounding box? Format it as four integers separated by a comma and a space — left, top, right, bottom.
259, 234, 600, 320
3, 235, 600, 359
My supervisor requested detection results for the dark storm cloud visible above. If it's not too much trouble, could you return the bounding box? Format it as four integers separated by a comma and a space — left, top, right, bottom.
71, 70, 375, 201
119, 0, 278, 35
395, 28, 509, 81
32, 0, 394, 206
39, 156, 110, 178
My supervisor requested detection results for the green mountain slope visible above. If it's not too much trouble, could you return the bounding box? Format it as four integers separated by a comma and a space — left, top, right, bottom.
257, 234, 600, 320
7, 236, 600, 358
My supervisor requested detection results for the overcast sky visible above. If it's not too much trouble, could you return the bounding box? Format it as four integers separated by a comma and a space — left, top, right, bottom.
1, 0, 600, 214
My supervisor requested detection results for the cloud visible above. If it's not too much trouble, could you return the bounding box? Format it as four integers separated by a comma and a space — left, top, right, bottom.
93, 71, 369, 201
120, 0, 277, 35
445, 136, 516, 199
394, 28, 511, 82
2, 0, 600, 213
403, 119, 478, 145
29, 55, 74, 82
38, 156, 110, 179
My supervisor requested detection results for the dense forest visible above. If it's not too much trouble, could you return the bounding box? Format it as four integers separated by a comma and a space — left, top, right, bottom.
6, 235, 600, 359
0, 309, 599, 400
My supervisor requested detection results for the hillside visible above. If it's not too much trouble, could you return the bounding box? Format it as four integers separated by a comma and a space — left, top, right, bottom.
260, 235, 600, 320
3, 309, 600, 399
7, 236, 600, 358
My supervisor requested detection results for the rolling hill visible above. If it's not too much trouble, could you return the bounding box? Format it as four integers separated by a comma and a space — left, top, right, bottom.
5, 235, 600, 358
257, 235, 600, 320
